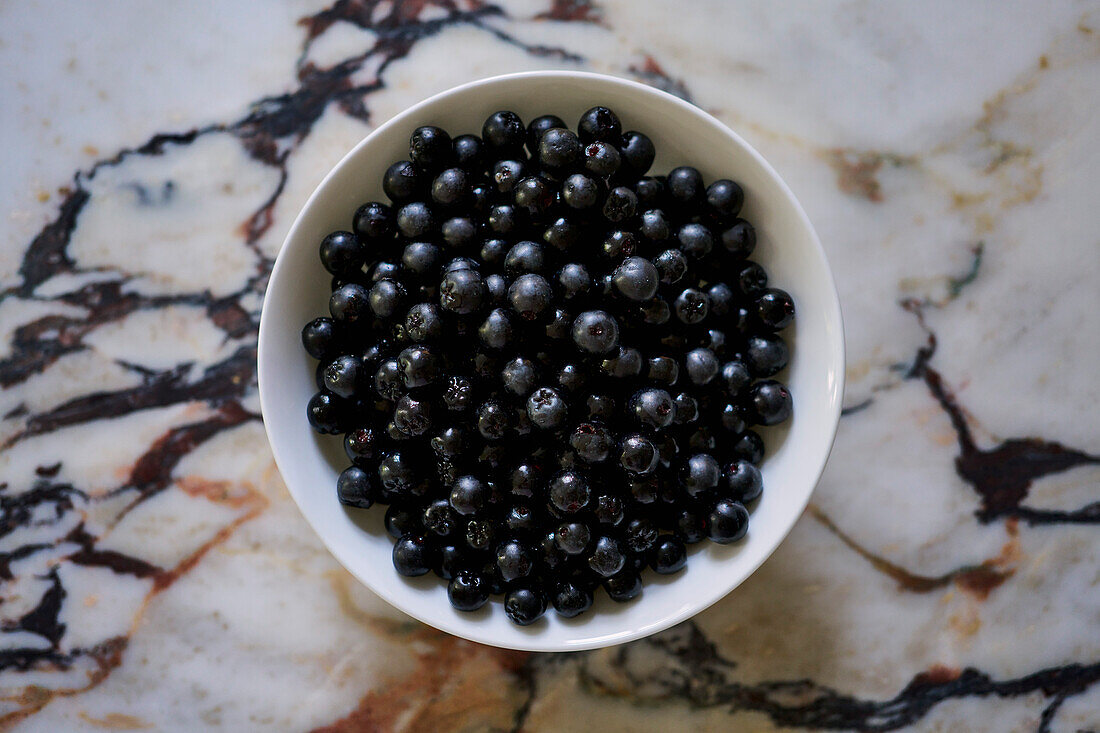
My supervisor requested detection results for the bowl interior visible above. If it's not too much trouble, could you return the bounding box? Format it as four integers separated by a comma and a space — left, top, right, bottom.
258, 71, 844, 652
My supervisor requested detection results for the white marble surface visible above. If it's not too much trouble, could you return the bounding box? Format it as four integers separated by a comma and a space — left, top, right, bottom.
1, 1, 1098, 730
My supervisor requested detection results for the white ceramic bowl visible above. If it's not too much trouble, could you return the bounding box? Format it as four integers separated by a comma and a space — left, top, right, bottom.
258, 71, 844, 652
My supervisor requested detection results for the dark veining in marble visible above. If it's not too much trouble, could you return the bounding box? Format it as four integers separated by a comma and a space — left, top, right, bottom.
627, 55, 694, 102
902, 301, 1100, 525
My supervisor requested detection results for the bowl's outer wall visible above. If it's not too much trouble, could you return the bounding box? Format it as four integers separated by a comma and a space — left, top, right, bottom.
258, 72, 844, 652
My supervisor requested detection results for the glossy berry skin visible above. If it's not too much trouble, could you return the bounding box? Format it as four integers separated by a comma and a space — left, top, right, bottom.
492, 159, 527, 194
482, 110, 526, 155
677, 223, 714, 259
527, 387, 568, 430
477, 400, 511, 440
705, 179, 744, 220
322, 355, 360, 399
501, 357, 537, 396
674, 506, 707, 544
721, 219, 757, 259
622, 517, 659, 554
725, 460, 763, 503
448, 570, 490, 611
384, 503, 422, 538
301, 318, 340, 360
667, 166, 704, 207
383, 160, 421, 201
344, 427, 377, 466
604, 569, 642, 602
508, 274, 553, 321
441, 376, 472, 411
329, 283, 370, 324
603, 186, 638, 223
602, 347, 643, 378
745, 334, 790, 377
630, 388, 674, 429
738, 261, 769, 296
570, 422, 613, 463
538, 127, 582, 170
337, 466, 374, 508
674, 288, 709, 325
558, 263, 592, 299
612, 256, 659, 301
450, 475, 491, 516
393, 394, 432, 436
431, 167, 467, 207
465, 518, 496, 552
562, 173, 600, 210
708, 500, 749, 544
478, 308, 514, 350
649, 535, 687, 574
756, 288, 795, 330
732, 431, 766, 465
423, 498, 458, 537
647, 356, 679, 386
682, 454, 721, 497
750, 380, 793, 425
526, 113, 566, 153
439, 269, 485, 314
496, 539, 535, 582
397, 345, 438, 388
555, 521, 591, 556
584, 140, 621, 177
684, 348, 719, 386
552, 581, 593, 618
369, 280, 405, 320
618, 130, 655, 176
452, 134, 484, 171
405, 303, 443, 342
571, 310, 619, 354
505, 586, 547, 625
549, 471, 590, 514
392, 534, 434, 577
588, 535, 626, 578
319, 231, 363, 276
409, 125, 452, 170
654, 248, 688, 284
307, 392, 345, 434
620, 434, 659, 474
353, 201, 394, 241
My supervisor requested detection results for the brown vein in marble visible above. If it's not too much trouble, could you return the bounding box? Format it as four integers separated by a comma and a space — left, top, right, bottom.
808, 505, 1018, 600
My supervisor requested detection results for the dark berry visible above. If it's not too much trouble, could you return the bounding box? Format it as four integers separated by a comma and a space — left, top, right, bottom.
667, 166, 704, 207
393, 394, 432, 436
431, 425, 467, 458
620, 434, 659, 474
436, 543, 464, 580
392, 534, 434, 576
649, 535, 686, 574
562, 173, 600, 210
684, 348, 719, 385
745, 334, 789, 377
329, 283, 370, 324
402, 242, 440, 277
511, 463, 543, 498
484, 272, 507, 302
603, 186, 638, 223
640, 209, 671, 241
496, 538, 535, 582
673, 392, 699, 423
526, 113, 566, 153
477, 400, 511, 440
612, 256, 659, 301
319, 231, 363, 276
630, 388, 674, 429
646, 356, 680, 386
450, 475, 491, 516
738, 261, 768, 296
634, 175, 664, 207
505, 586, 547, 625
705, 179, 744, 220
708, 499, 749, 544
465, 518, 496, 552
452, 134, 484, 171
439, 268, 485, 314
555, 521, 591, 555
721, 403, 748, 434
756, 288, 795, 330
571, 310, 619, 354
725, 460, 763, 503
674, 506, 707, 543
527, 386, 568, 430
382, 160, 421, 201
405, 303, 443, 342
557, 363, 586, 393
482, 110, 526, 155
301, 317, 340, 359
578, 106, 622, 144
513, 177, 555, 219
618, 130, 655, 176
442, 375, 473, 411
628, 474, 659, 504
492, 159, 527, 194
501, 357, 537, 396
397, 345, 438, 388
538, 127, 582, 170
732, 430, 765, 464
721, 360, 752, 398
604, 569, 642, 602
307, 391, 345, 434
673, 288, 709, 325
721, 219, 756, 259
588, 535, 626, 578
368, 279, 405, 320
374, 359, 404, 400
622, 516, 659, 554
558, 263, 592, 299
409, 125, 452, 171
344, 427, 377, 466
488, 204, 519, 235
384, 502, 421, 538
508, 273, 553, 321
593, 493, 625, 527
677, 223, 714, 258
602, 230, 638, 259
601, 347, 643, 378
504, 240, 545, 277
682, 454, 720, 497
337, 466, 374, 508
549, 470, 590, 514
544, 216, 580, 251
448, 570, 490, 611
750, 380, 793, 425
369, 261, 402, 283
423, 498, 458, 537
396, 202, 434, 239
584, 140, 621, 177
322, 355, 360, 399
353, 201, 394, 241
478, 308, 514, 350
552, 581, 593, 618
570, 422, 613, 463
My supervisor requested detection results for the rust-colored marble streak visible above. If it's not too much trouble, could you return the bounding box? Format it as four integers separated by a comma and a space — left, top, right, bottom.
312, 636, 530, 733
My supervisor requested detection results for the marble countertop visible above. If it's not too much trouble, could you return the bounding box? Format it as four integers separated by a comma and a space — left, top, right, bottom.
2, 1, 1099, 730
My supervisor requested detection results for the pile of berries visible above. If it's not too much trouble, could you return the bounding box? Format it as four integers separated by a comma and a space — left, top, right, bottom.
301, 107, 794, 625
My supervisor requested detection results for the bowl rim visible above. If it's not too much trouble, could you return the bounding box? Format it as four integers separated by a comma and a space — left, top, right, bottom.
257, 70, 845, 652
